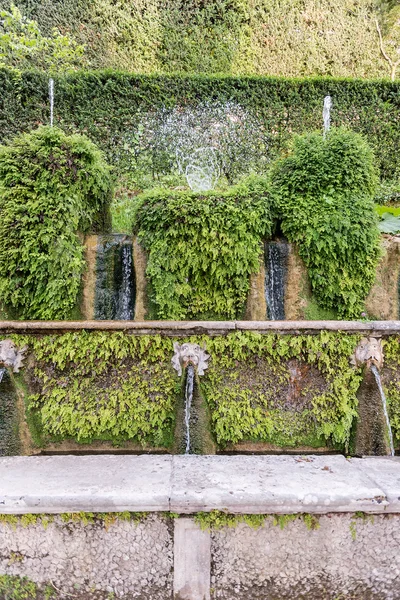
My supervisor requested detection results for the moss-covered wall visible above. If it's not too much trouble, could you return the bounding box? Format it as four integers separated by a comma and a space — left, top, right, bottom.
0, 330, 379, 455
2, 329, 400, 455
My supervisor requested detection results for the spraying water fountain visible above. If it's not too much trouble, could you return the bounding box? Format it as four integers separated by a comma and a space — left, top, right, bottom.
323, 95, 332, 138
49, 78, 54, 127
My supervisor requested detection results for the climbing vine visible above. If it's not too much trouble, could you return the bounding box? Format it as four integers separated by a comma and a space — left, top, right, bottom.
134, 177, 272, 320
0, 126, 112, 320
270, 128, 381, 318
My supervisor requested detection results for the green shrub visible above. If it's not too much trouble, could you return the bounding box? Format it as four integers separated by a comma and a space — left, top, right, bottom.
134, 177, 272, 320
0, 3, 85, 72
270, 128, 381, 318
0, 126, 112, 319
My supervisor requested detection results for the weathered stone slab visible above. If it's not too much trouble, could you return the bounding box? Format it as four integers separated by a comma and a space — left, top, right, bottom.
1, 455, 400, 515
170, 455, 388, 514
2, 320, 400, 336
0, 455, 171, 513
174, 518, 211, 600
351, 456, 400, 511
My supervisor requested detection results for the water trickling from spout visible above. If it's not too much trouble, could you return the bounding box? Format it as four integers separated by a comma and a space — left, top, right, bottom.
0, 367, 5, 384
265, 241, 288, 320
49, 78, 54, 127
184, 365, 194, 454
371, 365, 395, 456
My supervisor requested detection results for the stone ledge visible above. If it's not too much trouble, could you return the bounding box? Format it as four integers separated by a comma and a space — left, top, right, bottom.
0, 455, 399, 515
1, 319, 400, 336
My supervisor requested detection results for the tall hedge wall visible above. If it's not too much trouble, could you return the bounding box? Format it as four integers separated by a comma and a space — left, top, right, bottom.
1, 69, 400, 180
0, 0, 389, 79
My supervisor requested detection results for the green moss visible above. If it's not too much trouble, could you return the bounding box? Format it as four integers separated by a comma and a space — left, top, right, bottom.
0, 512, 149, 530
303, 298, 339, 321
194, 510, 320, 531
0, 575, 56, 599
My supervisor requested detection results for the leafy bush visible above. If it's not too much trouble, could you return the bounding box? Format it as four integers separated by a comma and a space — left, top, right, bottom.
134, 177, 272, 320
0, 126, 112, 319
0, 3, 85, 72
270, 128, 381, 318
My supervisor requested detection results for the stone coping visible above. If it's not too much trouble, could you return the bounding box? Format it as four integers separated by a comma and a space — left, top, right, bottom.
0, 455, 399, 515
1, 320, 400, 336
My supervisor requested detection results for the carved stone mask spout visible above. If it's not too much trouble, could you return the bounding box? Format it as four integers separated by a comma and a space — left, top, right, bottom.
0, 339, 27, 373
171, 342, 210, 377
351, 337, 384, 371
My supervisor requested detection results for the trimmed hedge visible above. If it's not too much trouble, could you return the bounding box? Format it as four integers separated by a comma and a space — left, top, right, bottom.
1, 69, 400, 182
0, 0, 389, 79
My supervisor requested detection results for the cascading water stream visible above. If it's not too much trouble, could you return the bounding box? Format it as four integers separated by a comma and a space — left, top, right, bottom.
115, 243, 134, 320
94, 236, 136, 320
371, 365, 395, 456
265, 241, 289, 320
0, 368, 19, 456
184, 365, 195, 454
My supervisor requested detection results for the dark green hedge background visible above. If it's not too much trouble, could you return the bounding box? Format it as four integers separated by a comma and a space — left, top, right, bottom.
2, 68, 400, 180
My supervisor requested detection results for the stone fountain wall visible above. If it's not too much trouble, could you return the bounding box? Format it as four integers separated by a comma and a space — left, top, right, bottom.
0, 509, 400, 598
82, 234, 400, 322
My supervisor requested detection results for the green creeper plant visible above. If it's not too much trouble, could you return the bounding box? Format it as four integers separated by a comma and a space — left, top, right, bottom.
270, 127, 381, 318
0, 126, 112, 319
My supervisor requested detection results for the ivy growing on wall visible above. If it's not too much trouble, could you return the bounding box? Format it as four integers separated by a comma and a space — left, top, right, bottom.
270, 128, 381, 318
0, 126, 112, 319
134, 177, 272, 320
